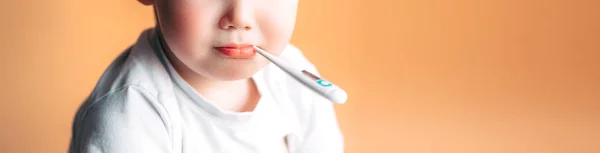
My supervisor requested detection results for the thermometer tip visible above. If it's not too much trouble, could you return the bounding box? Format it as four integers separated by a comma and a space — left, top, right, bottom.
330, 89, 348, 104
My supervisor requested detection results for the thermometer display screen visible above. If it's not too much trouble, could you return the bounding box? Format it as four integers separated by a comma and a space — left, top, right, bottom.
302, 70, 322, 81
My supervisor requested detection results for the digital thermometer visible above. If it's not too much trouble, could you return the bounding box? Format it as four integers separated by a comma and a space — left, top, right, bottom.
253, 46, 348, 104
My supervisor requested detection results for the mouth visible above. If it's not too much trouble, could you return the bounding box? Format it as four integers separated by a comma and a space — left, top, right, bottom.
214, 43, 256, 59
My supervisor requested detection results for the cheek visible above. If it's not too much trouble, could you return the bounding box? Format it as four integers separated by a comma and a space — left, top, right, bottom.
258, 0, 299, 55
157, 1, 218, 54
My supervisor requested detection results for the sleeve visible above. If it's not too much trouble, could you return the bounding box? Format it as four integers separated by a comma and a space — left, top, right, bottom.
69, 86, 172, 153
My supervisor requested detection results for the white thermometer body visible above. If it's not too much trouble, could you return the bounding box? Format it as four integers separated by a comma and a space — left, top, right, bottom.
253, 46, 348, 104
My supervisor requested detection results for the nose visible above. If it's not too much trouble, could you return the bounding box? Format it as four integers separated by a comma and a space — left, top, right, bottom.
219, 1, 254, 31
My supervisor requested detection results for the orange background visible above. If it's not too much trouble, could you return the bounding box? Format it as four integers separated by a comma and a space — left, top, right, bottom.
1, 0, 599, 153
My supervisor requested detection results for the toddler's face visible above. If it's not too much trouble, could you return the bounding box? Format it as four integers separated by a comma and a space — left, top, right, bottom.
149, 0, 298, 80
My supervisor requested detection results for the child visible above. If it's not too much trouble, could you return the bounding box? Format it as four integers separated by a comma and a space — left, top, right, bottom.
68, 0, 344, 153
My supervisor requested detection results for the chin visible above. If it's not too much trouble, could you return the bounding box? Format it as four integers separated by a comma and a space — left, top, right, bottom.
209, 66, 260, 81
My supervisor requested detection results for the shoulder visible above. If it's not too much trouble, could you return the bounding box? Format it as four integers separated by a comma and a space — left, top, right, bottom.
279, 44, 314, 68
262, 44, 323, 104
73, 85, 168, 131
260, 44, 336, 119
87, 29, 173, 104
70, 28, 175, 141
259, 44, 344, 153
80, 84, 162, 115
279, 44, 326, 104
70, 85, 172, 153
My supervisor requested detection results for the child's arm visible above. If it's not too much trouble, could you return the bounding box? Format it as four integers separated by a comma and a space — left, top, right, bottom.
69, 86, 172, 153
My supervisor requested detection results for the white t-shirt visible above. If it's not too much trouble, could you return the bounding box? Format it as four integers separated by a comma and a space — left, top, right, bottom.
68, 28, 344, 153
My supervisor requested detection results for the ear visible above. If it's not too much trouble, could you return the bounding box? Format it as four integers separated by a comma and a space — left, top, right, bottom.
138, 0, 153, 5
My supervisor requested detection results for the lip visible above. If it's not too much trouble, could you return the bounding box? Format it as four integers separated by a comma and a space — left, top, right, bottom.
214, 43, 256, 59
